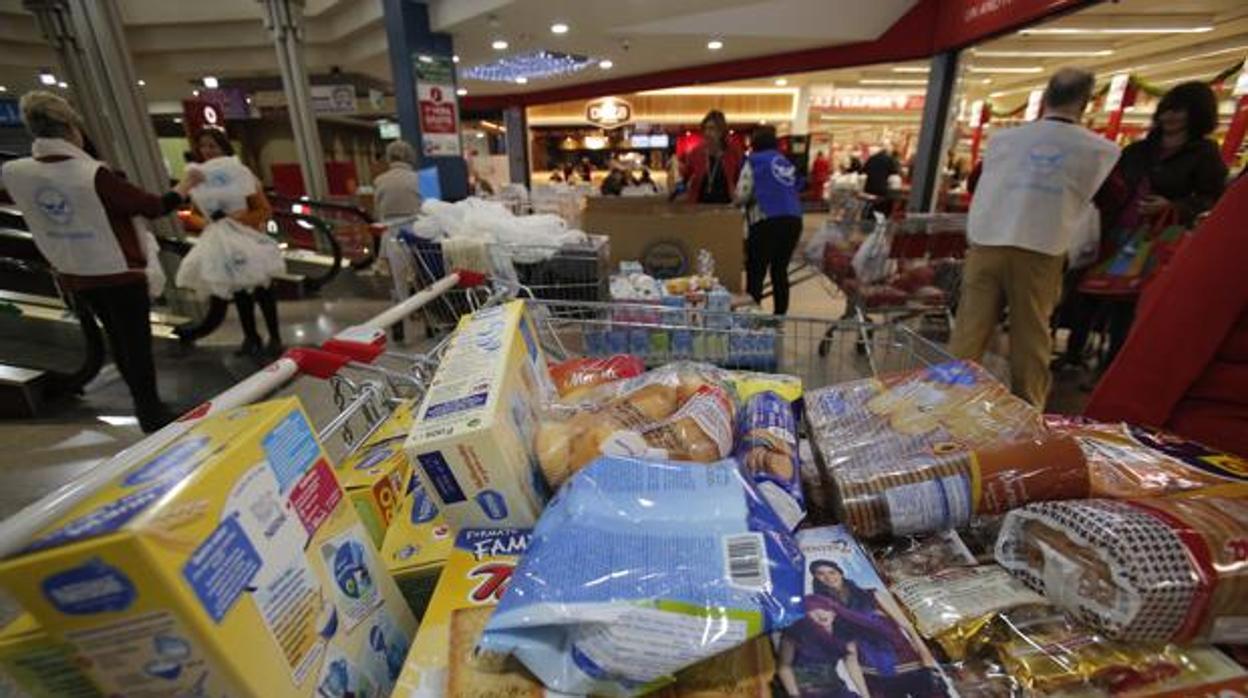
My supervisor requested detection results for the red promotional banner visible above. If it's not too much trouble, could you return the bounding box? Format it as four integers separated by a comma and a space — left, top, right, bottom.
934, 0, 1092, 51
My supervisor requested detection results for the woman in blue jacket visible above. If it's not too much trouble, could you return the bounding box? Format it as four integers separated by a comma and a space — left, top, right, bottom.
735, 125, 803, 315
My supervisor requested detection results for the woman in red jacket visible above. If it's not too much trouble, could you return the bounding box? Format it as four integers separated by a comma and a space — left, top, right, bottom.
680, 110, 743, 204
1086, 174, 1248, 456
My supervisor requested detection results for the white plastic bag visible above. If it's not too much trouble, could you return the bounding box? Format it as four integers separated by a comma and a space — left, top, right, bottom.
175, 218, 285, 299
851, 213, 892, 283
135, 219, 167, 299
1067, 205, 1101, 270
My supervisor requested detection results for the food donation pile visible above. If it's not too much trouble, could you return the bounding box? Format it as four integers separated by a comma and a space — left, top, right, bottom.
0, 297, 1244, 698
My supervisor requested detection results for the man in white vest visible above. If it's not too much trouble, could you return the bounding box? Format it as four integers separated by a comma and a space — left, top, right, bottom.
1, 91, 201, 432
950, 68, 1120, 407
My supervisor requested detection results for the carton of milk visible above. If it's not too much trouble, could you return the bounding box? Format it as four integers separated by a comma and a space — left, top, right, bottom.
335, 400, 416, 548
0, 398, 417, 697
404, 300, 551, 529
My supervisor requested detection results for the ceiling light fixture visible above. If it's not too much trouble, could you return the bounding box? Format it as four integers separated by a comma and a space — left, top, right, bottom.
38, 70, 56, 86
418, 55, 433, 64
858, 78, 928, 86
967, 66, 1043, 74
0, 86, 6, 93
137, 79, 146, 87
202, 76, 219, 88
58, 81, 68, 89
774, 78, 788, 86
550, 22, 569, 34
453, 54, 460, 63
707, 39, 724, 50
515, 76, 528, 84
599, 59, 614, 70
1021, 26, 1212, 35
192, 89, 200, 97
973, 48, 1113, 58
492, 39, 509, 50
892, 66, 930, 73
456, 87, 467, 96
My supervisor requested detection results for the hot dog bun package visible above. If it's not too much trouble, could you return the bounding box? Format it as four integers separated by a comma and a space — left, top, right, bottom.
995, 497, 1248, 644
1044, 415, 1248, 499
535, 363, 740, 488
0, 398, 417, 698
404, 300, 553, 529
806, 361, 1090, 538
477, 455, 805, 697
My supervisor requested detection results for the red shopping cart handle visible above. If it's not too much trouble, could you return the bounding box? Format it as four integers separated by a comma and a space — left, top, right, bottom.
285, 347, 353, 379
454, 269, 489, 288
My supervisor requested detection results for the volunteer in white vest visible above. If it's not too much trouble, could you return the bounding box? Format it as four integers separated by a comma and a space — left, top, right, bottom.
950, 68, 1120, 407
1, 91, 201, 432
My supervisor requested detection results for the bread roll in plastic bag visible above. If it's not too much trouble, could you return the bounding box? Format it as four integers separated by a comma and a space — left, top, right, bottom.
536, 363, 738, 487
477, 455, 805, 697
1044, 415, 1248, 499
995, 496, 1248, 643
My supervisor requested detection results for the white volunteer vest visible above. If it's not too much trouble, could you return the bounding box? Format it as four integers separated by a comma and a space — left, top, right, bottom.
189, 156, 255, 216
2, 156, 130, 276
968, 119, 1120, 256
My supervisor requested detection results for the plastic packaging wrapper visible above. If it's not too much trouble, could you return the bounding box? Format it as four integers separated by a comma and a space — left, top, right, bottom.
995, 497, 1248, 643
535, 363, 738, 487
961, 605, 1247, 696
549, 354, 646, 399
806, 361, 1087, 538
734, 390, 804, 530
1045, 415, 1248, 499
871, 531, 978, 585
477, 455, 805, 697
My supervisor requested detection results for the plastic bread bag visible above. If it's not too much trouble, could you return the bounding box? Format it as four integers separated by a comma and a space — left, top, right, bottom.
870, 531, 978, 585
1044, 415, 1248, 499
549, 354, 646, 399
832, 430, 1090, 539
477, 455, 805, 697
994, 497, 1248, 644
536, 363, 738, 487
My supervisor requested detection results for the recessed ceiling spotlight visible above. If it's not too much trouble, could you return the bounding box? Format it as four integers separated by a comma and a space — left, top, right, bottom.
202, 76, 219, 88
418, 55, 433, 63
551, 22, 569, 34
58, 81, 68, 89
599, 59, 614, 70
492, 39, 509, 51
515, 76, 528, 84
38, 70, 56, 86
774, 78, 788, 86
707, 39, 724, 50
453, 54, 460, 63
137, 79, 146, 87
456, 87, 467, 96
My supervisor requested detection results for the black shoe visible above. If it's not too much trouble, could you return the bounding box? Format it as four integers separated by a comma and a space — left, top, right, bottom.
137, 403, 177, 433
264, 339, 285, 359
235, 336, 263, 357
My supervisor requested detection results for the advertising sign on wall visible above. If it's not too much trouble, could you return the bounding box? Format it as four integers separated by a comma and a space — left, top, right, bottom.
310, 84, 358, 115
414, 55, 461, 157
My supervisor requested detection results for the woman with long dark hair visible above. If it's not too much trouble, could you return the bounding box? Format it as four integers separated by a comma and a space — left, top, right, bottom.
178, 128, 284, 357
809, 561, 946, 697
778, 594, 869, 697
680, 109, 743, 204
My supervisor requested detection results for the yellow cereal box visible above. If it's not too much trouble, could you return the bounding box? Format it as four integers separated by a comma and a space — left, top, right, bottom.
392, 528, 774, 697
336, 400, 415, 548
0, 613, 101, 697
0, 398, 417, 698
380, 472, 453, 619
404, 300, 552, 529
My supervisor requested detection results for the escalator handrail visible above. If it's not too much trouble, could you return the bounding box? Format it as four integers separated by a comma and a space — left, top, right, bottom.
267, 194, 379, 271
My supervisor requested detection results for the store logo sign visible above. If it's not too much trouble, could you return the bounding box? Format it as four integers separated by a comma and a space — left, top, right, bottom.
586, 98, 632, 128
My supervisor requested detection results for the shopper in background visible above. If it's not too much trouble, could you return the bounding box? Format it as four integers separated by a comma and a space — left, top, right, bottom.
808, 149, 831, 199
862, 146, 900, 216
373, 139, 423, 220
735, 125, 803, 315
681, 109, 743, 204
1, 91, 201, 432
1061, 81, 1228, 368
184, 129, 284, 359
949, 68, 1120, 407
1086, 175, 1248, 457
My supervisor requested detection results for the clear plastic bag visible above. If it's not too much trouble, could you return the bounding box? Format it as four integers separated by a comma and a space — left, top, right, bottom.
175, 218, 285, 299
477, 455, 805, 697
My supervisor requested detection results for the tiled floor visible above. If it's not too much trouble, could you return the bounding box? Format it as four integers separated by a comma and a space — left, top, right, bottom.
0, 240, 1094, 521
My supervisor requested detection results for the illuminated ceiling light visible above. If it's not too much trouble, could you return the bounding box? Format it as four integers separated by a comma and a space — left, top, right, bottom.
859, 78, 928, 85
202, 76, 219, 88
192, 89, 200, 97
774, 78, 788, 86
453, 54, 460, 63
38, 70, 56, 86
974, 48, 1113, 57
707, 39, 724, 50
57, 81, 68, 89
137, 79, 146, 87
892, 66, 930, 73
0, 86, 7, 93
515, 76, 528, 84
550, 22, 569, 35
492, 39, 509, 50
967, 66, 1043, 74
464, 50, 596, 82
981, 78, 993, 84
599, 59, 614, 70
456, 87, 467, 96
418, 55, 433, 63
1021, 26, 1212, 35
172, 117, 183, 123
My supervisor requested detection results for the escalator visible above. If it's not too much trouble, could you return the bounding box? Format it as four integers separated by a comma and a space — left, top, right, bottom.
269, 194, 381, 271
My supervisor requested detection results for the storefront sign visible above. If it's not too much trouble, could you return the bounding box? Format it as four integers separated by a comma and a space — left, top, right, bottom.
1104, 73, 1131, 113
414, 54, 461, 157
198, 87, 252, 120
586, 98, 632, 128
934, 0, 1091, 50
1024, 89, 1044, 120
814, 90, 925, 111
181, 99, 225, 139
310, 84, 358, 115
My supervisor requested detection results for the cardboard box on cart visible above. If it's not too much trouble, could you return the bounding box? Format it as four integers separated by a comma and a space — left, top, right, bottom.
404, 300, 553, 530
334, 399, 416, 548
380, 472, 453, 619
0, 613, 101, 697
0, 398, 417, 697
